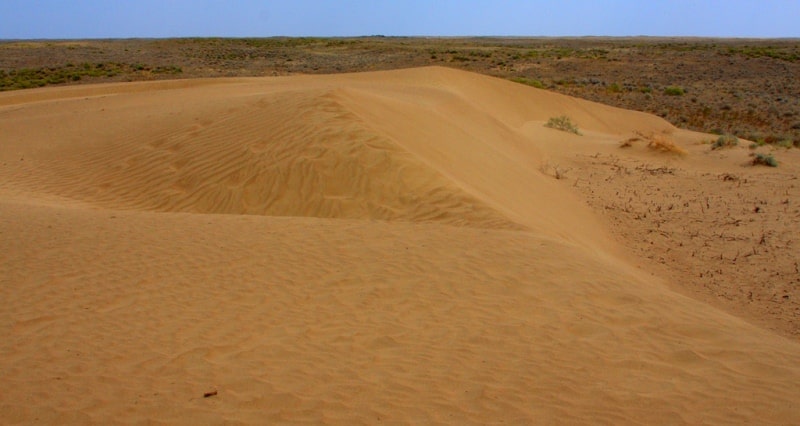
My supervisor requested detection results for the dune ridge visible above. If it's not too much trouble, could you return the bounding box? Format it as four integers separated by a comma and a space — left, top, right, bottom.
2, 67, 800, 424
1, 84, 520, 228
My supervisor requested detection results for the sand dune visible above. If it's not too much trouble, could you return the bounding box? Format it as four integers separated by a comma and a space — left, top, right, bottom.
2, 67, 799, 424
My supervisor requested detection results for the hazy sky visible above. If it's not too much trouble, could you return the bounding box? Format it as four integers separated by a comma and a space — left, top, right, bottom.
2, 0, 799, 39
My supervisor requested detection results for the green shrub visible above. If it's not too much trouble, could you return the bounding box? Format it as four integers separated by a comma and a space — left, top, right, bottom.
545, 116, 582, 135
711, 134, 739, 150
752, 153, 778, 167
664, 86, 685, 96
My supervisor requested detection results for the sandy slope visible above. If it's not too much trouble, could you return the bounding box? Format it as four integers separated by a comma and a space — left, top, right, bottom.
1, 67, 799, 424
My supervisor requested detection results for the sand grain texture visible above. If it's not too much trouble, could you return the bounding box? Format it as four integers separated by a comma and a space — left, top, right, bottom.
1, 67, 799, 424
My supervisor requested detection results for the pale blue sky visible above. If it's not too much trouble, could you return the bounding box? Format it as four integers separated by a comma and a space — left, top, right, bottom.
2, 0, 799, 39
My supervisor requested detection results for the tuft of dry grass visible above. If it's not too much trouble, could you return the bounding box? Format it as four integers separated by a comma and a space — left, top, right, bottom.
540, 161, 570, 179
711, 134, 739, 150
619, 133, 687, 155
619, 137, 642, 148
648, 136, 688, 155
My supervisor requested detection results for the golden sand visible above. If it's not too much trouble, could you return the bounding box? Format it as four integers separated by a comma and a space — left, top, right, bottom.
1, 67, 798, 424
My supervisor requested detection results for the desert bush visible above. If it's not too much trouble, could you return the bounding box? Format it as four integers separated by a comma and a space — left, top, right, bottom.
752, 153, 778, 167
711, 134, 739, 150
545, 115, 582, 135
663, 86, 685, 96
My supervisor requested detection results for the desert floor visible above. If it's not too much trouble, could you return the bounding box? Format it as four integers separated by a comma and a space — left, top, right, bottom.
1, 66, 799, 424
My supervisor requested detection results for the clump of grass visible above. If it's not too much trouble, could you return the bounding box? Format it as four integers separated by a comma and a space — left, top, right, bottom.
663, 86, 685, 96
545, 115, 581, 135
711, 134, 739, 150
752, 153, 778, 167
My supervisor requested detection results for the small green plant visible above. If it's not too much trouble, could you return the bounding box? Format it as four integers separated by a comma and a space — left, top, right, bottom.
752, 153, 778, 167
711, 134, 739, 150
545, 116, 582, 135
663, 86, 685, 96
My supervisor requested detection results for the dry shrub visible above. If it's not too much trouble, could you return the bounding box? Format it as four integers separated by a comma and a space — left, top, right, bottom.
619, 137, 642, 148
544, 116, 582, 135
648, 136, 688, 155
619, 133, 687, 155
540, 161, 570, 179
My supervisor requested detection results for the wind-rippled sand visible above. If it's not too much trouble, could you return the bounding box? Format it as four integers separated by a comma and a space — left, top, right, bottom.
1, 67, 798, 424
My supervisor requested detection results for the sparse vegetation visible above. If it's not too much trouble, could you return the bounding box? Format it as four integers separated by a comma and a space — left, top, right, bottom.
752, 152, 778, 167
509, 76, 545, 89
725, 45, 800, 62
0, 62, 182, 91
545, 115, 582, 135
711, 134, 739, 150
